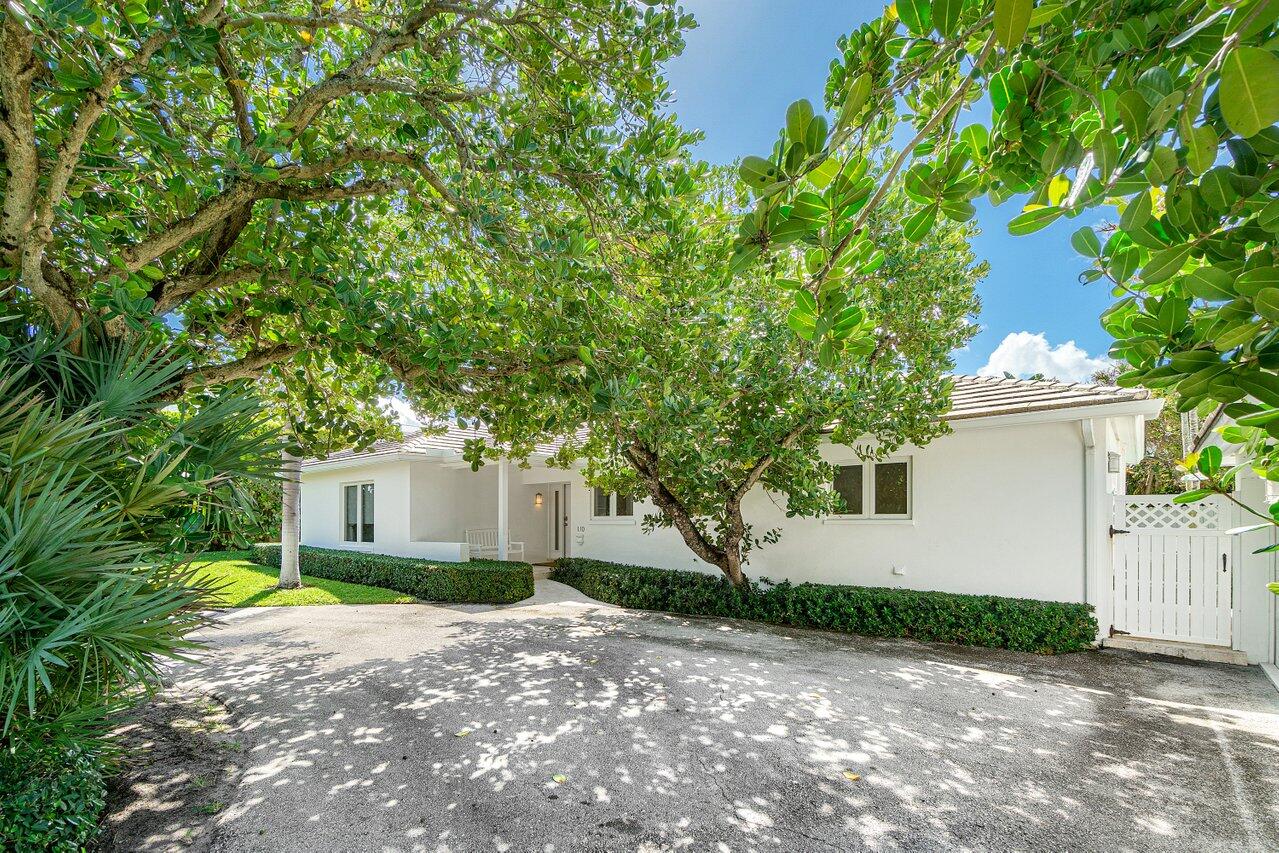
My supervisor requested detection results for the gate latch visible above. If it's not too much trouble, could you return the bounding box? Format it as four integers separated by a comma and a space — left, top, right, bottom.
1109, 525, 1130, 537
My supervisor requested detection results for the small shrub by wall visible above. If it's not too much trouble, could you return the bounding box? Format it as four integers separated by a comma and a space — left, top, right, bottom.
552, 558, 1098, 654
0, 735, 106, 853
253, 545, 533, 604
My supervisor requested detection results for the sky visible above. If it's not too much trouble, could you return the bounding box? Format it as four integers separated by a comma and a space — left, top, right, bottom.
661, 0, 1118, 381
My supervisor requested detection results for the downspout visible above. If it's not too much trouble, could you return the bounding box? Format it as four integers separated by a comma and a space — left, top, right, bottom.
1081, 418, 1096, 607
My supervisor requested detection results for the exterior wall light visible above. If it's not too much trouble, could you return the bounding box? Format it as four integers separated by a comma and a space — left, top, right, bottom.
534, 492, 543, 508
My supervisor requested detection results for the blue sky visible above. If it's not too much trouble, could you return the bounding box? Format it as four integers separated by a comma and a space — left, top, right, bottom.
662, 0, 1117, 380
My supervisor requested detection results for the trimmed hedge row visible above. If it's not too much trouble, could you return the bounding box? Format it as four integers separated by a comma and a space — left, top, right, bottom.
552, 558, 1098, 654
253, 545, 533, 604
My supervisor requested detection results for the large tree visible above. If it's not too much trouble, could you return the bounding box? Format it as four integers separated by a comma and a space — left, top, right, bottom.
723, 0, 1279, 557
419, 159, 982, 585
1, 0, 693, 428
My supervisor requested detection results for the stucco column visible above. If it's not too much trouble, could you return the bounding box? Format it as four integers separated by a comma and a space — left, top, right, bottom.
497, 458, 509, 561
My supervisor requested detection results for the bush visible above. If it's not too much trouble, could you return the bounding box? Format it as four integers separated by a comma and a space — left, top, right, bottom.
253, 545, 534, 604
552, 558, 1098, 654
0, 735, 106, 853
1, 327, 280, 849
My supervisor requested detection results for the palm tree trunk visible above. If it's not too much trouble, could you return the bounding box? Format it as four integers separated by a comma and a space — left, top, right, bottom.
278, 448, 302, 589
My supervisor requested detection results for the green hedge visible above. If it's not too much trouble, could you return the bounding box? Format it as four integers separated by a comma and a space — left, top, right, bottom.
253, 545, 533, 604
552, 558, 1098, 654
0, 735, 106, 852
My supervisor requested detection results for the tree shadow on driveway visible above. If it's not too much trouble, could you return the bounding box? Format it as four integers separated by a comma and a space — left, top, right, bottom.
102, 585, 1279, 852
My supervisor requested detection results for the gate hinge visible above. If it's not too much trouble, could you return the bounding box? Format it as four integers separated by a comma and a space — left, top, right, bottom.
1109, 525, 1130, 537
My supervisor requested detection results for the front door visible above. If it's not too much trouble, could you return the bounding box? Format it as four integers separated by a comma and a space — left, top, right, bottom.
547, 484, 571, 560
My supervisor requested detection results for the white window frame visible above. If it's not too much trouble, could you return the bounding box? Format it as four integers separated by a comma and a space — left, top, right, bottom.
341, 481, 376, 544
589, 486, 636, 524
826, 456, 913, 524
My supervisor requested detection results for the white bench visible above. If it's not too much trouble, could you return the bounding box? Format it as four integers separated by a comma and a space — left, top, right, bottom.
465, 528, 524, 561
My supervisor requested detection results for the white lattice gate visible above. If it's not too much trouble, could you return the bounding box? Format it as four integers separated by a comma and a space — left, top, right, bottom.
1111, 496, 1233, 646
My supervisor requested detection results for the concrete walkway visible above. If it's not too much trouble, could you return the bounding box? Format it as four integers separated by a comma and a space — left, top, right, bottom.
104, 580, 1279, 852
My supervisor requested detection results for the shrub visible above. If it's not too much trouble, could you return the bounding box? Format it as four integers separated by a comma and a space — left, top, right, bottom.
552, 558, 1098, 654
1, 327, 279, 847
0, 734, 106, 853
253, 545, 534, 604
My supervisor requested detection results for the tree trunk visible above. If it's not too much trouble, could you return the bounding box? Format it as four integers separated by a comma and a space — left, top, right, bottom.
721, 547, 747, 588
279, 448, 302, 589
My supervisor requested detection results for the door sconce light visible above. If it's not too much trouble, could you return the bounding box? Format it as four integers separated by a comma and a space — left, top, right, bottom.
1107, 452, 1121, 473
534, 492, 543, 508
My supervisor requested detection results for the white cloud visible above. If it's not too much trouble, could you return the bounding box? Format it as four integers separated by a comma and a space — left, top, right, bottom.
379, 395, 422, 428
976, 332, 1113, 383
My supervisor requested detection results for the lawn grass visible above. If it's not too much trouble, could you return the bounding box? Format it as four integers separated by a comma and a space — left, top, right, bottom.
191, 551, 416, 608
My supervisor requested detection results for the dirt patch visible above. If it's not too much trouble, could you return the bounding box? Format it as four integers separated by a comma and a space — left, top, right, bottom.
96, 687, 245, 852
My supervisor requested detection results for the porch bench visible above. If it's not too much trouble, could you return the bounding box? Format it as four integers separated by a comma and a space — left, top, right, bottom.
465, 528, 524, 560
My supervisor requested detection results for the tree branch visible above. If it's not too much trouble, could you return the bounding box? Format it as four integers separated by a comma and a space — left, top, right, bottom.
0, 14, 39, 255
625, 441, 727, 567
214, 43, 255, 145
174, 342, 302, 394
39, 0, 226, 231
154, 266, 263, 315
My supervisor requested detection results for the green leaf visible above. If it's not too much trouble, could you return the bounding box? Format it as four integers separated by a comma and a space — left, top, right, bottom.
1173, 488, 1213, 504
1198, 166, 1238, 212
786, 307, 816, 340
729, 244, 761, 275
940, 199, 976, 222
1142, 245, 1192, 284
1197, 445, 1222, 476
1071, 226, 1101, 258
806, 157, 841, 190
577, 345, 594, 366
1144, 146, 1179, 186
1236, 267, 1279, 297
903, 205, 938, 242
1220, 47, 1279, 139
793, 289, 817, 318
1184, 266, 1236, 300
1008, 206, 1063, 236
1108, 247, 1140, 283
739, 156, 780, 188
1185, 125, 1219, 175
994, 0, 1032, 48
1120, 191, 1152, 232
786, 99, 815, 142
1254, 288, 1279, 321
896, 0, 932, 35
933, 0, 964, 36
1116, 90, 1150, 140
836, 74, 873, 131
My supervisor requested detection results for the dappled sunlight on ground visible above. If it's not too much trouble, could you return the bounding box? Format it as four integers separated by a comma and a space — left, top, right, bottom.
103, 581, 1279, 852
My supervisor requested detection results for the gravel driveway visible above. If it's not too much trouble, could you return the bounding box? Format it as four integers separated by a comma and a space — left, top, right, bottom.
102, 581, 1279, 852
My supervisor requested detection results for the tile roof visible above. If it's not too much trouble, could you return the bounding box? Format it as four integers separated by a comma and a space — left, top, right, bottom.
945, 374, 1152, 420
306, 375, 1154, 466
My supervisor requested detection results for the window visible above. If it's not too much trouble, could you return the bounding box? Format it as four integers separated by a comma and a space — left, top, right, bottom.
832, 459, 911, 519
343, 482, 375, 542
592, 486, 635, 519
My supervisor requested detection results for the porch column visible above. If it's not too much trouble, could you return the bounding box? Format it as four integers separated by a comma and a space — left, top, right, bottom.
497, 458, 509, 560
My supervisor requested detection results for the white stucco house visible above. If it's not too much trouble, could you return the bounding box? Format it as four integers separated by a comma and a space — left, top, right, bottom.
298, 374, 1277, 665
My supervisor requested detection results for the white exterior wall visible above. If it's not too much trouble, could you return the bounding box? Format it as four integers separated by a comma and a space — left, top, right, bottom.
542, 419, 1099, 604
300, 416, 1169, 631
300, 460, 467, 561
301, 458, 549, 563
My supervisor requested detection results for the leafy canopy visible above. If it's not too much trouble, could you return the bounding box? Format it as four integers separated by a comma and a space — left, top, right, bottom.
729, 0, 1279, 540
1, 0, 694, 448
418, 155, 981, 584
